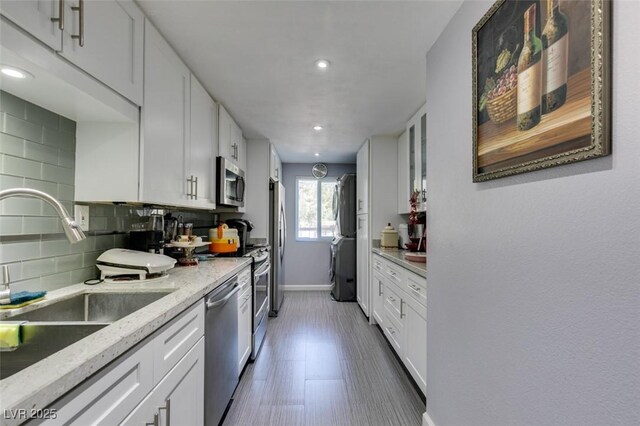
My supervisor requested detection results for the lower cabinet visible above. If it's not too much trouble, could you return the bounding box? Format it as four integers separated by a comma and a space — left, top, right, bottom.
372, 253, 427, 395
237, 268, 252, 374
41, 301, 205, 425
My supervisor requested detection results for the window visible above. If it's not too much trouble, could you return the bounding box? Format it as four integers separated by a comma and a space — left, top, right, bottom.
296, 177, 337, 240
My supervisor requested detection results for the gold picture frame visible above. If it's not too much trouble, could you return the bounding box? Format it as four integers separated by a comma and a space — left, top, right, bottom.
472, 0, 611, 182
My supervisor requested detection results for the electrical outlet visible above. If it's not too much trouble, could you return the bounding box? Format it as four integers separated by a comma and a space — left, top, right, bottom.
74, 205, 90, 231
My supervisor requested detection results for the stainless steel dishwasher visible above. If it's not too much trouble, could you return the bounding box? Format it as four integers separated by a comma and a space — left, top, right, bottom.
205, 274, 241, 426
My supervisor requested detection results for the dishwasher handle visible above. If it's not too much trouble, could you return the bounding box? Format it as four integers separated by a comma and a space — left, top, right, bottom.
206, 282, 241, 310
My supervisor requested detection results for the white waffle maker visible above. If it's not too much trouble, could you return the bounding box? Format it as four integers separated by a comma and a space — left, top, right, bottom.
96, 249, 176, 282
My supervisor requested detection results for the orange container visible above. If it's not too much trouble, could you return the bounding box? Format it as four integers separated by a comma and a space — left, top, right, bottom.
209, 224, 239, 253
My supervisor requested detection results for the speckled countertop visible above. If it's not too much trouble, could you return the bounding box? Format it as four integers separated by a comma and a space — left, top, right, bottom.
0, 257, 251, 424
371, 248, 426, 278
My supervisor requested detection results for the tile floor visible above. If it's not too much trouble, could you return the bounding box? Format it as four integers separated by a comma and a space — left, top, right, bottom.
223, 291, 425, 426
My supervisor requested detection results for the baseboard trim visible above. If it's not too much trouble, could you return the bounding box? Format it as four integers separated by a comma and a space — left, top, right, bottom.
423, 411, 436, 426
284, 285, 333, 291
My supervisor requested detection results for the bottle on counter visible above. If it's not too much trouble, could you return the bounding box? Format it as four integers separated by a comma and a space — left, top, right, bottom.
517, 3, 543, 131
542, 0, 569, 114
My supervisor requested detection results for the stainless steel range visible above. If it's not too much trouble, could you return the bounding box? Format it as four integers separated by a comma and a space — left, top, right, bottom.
244, 245, 270, 360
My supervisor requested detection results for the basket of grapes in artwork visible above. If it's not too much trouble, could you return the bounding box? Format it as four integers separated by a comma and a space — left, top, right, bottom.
485, 64, 517, 124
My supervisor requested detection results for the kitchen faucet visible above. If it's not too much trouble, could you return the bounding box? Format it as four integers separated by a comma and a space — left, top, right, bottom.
0, 188, 86, 303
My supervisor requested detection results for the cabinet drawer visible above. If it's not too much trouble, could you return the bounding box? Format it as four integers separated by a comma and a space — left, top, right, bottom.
384, 282, 403, 322
238, 266, 251, 288
405, 272, 426, 307
372, 255, 384, 272
153, 300, 205, 381
383, 309, 403, 354
382, 262, 404, 287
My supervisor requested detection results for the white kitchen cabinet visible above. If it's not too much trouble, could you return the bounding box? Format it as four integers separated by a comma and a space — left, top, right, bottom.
189, 74, 218, 209
404, 103, 427, 212
140, 19, 191, 207
0, 0, 62, 50
403, 294, 427, 394
121, 338, 205, 426
270, 144, 282, 181
397, 130, 410, 214
356, 213, 369, 317
59, 0, 144, 105
371, 265, 385, 327
1, 0, 144, 105
218, 104, 244, 168
356, 141, 369, 214
237, 269, 252, 374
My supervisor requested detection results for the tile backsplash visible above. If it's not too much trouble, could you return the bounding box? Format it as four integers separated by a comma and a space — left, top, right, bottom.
0, 91, 217, 293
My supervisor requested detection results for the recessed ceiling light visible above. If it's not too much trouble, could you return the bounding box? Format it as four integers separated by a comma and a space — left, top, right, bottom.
314, 153, 320, 157
313, 125, 323, 131
315, 59, 330, 69
0, 66, 34, 79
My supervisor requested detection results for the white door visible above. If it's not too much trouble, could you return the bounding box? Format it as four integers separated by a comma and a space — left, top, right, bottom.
189, 75, 217, 209
59, 0, 143, 105
356, 214, 369, 317
0, 0, 62, 50
356, 141, 369, 214
141, 20, 190, 206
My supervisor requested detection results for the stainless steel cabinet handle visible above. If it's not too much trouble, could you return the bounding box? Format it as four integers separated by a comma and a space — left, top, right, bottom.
206, 284, 241, 309
422, 189, 427, 203
409, 284, 421, 292
51, 0, 64, 30
145, 414, 158, 426
378, 281, 382, 296
388, 296, 396, 302
158, 400, 171, 426
400, 299, 405, 318
194, 176, 198, 200
358, 199, 363, 211
71, 0, 84, 47
186, 176, 193, 198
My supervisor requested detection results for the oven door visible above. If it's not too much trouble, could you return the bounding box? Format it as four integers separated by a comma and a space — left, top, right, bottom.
251, 255, 270, 360
217, 157, 245, 207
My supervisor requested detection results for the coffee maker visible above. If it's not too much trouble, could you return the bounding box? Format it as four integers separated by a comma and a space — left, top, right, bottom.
225, 219, 254, 254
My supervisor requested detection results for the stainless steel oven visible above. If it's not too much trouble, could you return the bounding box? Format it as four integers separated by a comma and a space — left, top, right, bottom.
216, 156, 245, 207
250, 247, 269, 360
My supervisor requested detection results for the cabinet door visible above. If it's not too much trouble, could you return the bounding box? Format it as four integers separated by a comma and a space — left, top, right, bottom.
0, 0, 62, 50
356, 140, 369, 214
42, 336, 155, 425
237, 288, 252, 373
403, 299, 426, 394
60, 0, 144, 105
189, 75, 217, 209
371, 269, 385, 326
141, 20, 190, 206
218, 105, 231, 160
356, 214, 369, 317
122, 338, 205, 426
397, 130, 410, 214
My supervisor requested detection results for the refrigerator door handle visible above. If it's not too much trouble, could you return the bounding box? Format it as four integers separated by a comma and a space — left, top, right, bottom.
280, 204, 286, 260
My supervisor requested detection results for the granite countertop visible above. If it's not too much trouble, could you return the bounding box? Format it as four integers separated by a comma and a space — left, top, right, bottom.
0, 257, 251, 423
371, 247, 426, 278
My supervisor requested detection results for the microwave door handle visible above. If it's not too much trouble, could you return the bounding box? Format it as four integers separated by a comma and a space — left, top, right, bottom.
237, 176, 245, 202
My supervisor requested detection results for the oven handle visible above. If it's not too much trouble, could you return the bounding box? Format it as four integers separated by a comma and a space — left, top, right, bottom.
255, 263, 270, 279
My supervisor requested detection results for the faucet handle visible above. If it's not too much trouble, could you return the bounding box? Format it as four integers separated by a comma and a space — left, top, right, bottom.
1, 265, 9, 286
0, 265, 11, 304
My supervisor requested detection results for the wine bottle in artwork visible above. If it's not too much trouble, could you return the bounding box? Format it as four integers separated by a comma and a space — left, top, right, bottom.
517, 3, 543, 131
542, 0, 569, 114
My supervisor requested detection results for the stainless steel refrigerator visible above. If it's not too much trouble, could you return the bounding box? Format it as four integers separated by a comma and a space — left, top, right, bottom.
269, 180, 286, 316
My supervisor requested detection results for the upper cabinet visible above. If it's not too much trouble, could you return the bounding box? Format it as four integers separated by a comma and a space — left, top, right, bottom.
188, 75, 218, 209
356, 142, 369, 215
218, 104, 244, 169
399, 103, 427, 213
0, 0, 144, 105
269, 144, 282, 181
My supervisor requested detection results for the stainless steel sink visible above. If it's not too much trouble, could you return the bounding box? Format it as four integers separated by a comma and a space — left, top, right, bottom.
0, 292, 172, 379
0, 322, 109, 380
10, 292, 172, 323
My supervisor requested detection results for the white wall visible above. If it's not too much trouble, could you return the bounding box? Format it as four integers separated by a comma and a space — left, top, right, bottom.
425, 1, 640, 425
282, 163, 356, 287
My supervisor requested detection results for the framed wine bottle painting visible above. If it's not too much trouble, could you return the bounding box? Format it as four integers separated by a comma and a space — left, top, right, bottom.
472, 0, 611, 182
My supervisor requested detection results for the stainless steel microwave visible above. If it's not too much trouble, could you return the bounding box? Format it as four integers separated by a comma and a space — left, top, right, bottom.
216, 157, 245, 207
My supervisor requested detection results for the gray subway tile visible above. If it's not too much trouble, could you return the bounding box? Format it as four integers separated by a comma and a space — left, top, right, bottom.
43, 127, 75, 151
90, 216, 107, 231
0, 241, 41, 263
55, 253, 83, 273
70, 236, 96, 254
58, 184, 74, 201
42, 163, 74, 185
25, 102, 59, 129
0, 91, 26, 119
59, 116, 76, 134
2, 155, 42, 179
41, 239, 71, 257
82, 250, 101, 268
71, 266, 96, 284
91, 204, 116, 217
58, 150, 75, 169
0, 216, 23, 235
4, 113, 42, 143
22, 216, 58, 234
114, 233, 127, 248
1, 197, 43, 216
39, 272, 73, 292
24, 179, 58, 197
24, 140, 59, 165
21, 257, 56, 280
10, 277, 41, 294
95, 235, 115, 250
0, 132, 25, 157
0, 174, 24, 190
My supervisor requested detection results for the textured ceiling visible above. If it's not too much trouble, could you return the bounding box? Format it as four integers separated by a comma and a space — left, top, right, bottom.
137, 0, 462, 163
